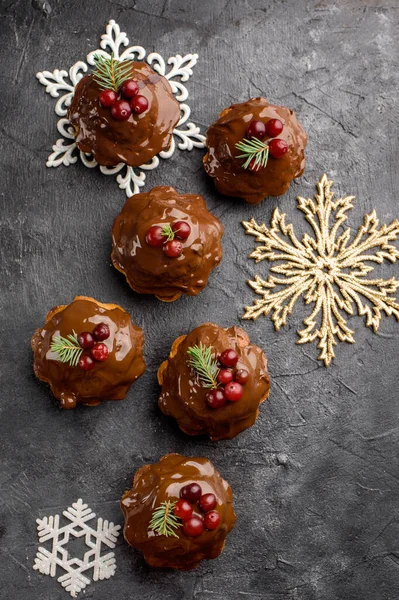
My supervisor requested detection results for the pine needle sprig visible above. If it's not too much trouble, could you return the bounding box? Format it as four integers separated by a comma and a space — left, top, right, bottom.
187, 342, 220, 389
92, 53, 132, 92
149, 501, 181, 538
161, 224, 175, 242
50, 330, 83, 367
235, 137, 269, 170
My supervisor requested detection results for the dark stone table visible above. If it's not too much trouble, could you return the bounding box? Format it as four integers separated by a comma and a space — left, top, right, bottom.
1, 1, 399, 599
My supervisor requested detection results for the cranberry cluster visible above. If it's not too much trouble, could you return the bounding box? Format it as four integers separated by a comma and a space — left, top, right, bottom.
173, 483, 221, 537
207, 349, 249, 409
99, 79, 149, 121
77, 323, 110, 371
247, 118, 288, 171
145, 221, 191, 258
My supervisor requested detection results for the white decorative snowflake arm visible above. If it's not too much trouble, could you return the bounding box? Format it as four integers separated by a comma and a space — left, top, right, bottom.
36, 19, 205, 197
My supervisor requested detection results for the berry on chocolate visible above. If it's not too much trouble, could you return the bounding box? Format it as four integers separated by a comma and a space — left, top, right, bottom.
265, 118, 283, 138
78, 354, 96, 371
93, 322, 110, 341
247, 120, 267, 140
219, 349, 239, 368
199, 493, 217, 512
99, 89, 118, 108
111, 100, 131, 121
172, 221, 191, 240
217, 369, 233, 385
235, 369, 249, 384
269, 138, 288, 158
174, 499, 193, 521
182, 515, 204, 537
180, 483, 202, 503
91, 342, 109, 362
120, 79, 139, 99
163, 239, 183, 258
204, 510, 221, 530
146, 225, 166, 248
130, 94, 148, 114
224, 381, 243, 401
207, 389, 227, 409
77, 331, 95, 349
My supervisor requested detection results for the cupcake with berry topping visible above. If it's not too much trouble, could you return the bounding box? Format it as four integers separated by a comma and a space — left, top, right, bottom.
111, 186, 224, 302
158, 323, 270, 440
68, 54, 180, 167
203, 97, 307, 204
31, 296, 145, 409
121, 453, 236, 570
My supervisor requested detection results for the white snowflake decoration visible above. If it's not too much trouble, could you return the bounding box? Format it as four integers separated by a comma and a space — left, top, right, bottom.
33, 498, 121, 597
36, 19, 205, 196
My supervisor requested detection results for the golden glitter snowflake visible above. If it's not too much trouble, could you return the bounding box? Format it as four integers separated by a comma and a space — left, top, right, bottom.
242, 174, 399, 366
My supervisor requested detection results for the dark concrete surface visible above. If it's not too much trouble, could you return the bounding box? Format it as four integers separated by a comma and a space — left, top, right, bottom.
1, 1, 399, 599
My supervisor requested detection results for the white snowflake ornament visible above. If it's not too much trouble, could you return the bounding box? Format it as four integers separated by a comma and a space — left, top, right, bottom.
36, 19, 205, 196
33, 498, 121, 597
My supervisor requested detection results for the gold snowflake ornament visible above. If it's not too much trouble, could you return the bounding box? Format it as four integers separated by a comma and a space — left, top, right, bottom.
242, 174, 399, 366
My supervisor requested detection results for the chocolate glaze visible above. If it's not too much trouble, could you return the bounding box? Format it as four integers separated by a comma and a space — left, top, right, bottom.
111, 186, 224, 302
203, 97, 307, 204
121, 453, 236, 570
31, 296, 145, 409
68, 62, 181, 167
158, 323, 270, 440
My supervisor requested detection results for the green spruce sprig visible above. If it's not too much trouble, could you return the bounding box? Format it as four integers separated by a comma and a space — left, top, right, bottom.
160, 224, 175, 242
149, 500, 181, 538
50, 331, 83, 367
235, 137, 269, 170
187, 342, 220, 389
92, 53, 132, 92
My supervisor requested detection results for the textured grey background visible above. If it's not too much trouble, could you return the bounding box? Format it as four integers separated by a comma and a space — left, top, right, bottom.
1, 0, 399, 599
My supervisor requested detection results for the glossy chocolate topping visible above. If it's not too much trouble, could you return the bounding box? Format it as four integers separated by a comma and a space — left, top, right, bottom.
68, 62, 181, 167
121, 453, 236, 570
158, 323, 270, 440
203, 97, 307, 204
31, 296, 145, 409
111, 186, 224, 302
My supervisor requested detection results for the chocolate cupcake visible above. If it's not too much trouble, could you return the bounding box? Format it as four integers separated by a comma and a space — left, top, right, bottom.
31, 296, 145, 409
158, 323, 270, 440
203, 97, 307, 204
68, 59, 180, 167
111, 186, 224, 302
121, 453, 236, 569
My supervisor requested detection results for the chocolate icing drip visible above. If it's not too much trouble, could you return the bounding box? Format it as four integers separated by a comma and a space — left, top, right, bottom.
121, 453, 236, 570
203, 97, 307, 204
111, 186, 224, 302
158, 323, 270, 440
31, 296, 145, 409
68, 62, 181, 167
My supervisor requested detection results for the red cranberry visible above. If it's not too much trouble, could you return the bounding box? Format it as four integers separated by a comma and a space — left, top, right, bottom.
77, 331, 94, 349
224, 381, 243, 402
130, 94, 148, 114
120, 79, 139, 99
180, 483, 202, 503
199, 493, 217, 512
111, 100, 131, 121
204, 510, 221, 530
91, 343, 109, 362
78, 354, 95, 371
146, 225, 165, 248
206, 389, 226, 409
217, 369, 233, 385
99, 89, 118, 108
93, 323, 110, 341
248, 158, 263, 172
163, 239, 183, 258
269, 138, 288, 158
265, 118, 284, 138
172, 221, 191, 240
182, 515, 204, 537
174, 499, 193, 521
235, 369, 249, 384
219, 349, 239, 368
247, 120, 267, 140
